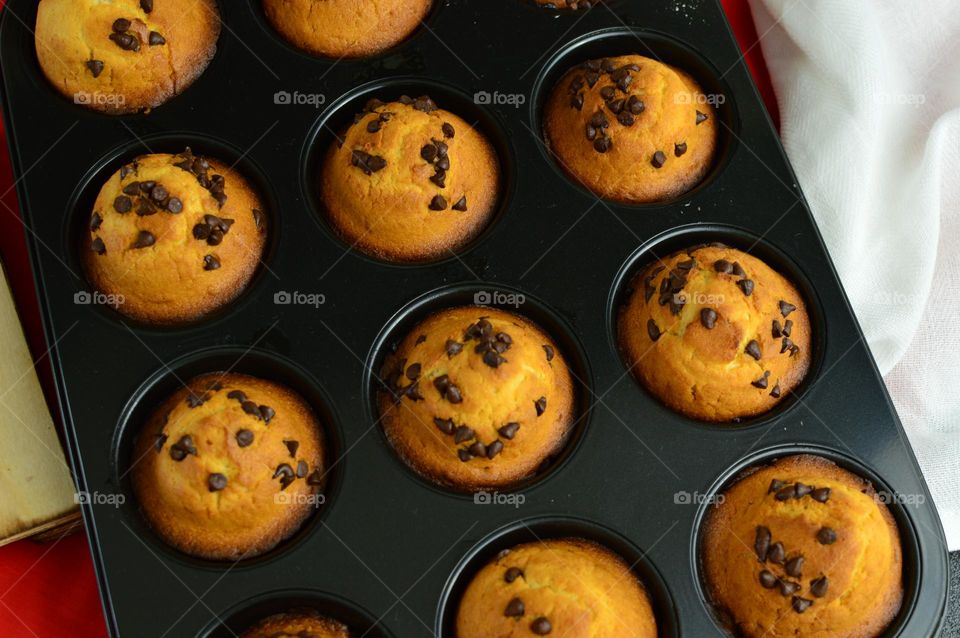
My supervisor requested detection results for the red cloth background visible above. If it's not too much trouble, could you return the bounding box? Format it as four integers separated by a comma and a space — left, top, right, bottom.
0, 2, 776, 635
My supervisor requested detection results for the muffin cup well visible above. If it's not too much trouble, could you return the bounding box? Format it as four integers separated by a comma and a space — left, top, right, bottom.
690, 444, 926, 638
363, 282, 592, 495
64, 132, 279, 331
299, 77, 515, 266
530, 27, 738, 207
435, 515, 679, 637
607, 223, 826, 428
111, 346, 342, 570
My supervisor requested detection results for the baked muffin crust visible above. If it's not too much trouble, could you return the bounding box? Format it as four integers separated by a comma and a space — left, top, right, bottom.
378, 306, 575, 490
132, 373, 327, 560
456, 538, 658, 638
321, 96, 499, 262
702, 455, 903, 638
240, 611, 348, 638
544, 54, 718, 203
35, 0, 220, 113
618, 244, 811, 421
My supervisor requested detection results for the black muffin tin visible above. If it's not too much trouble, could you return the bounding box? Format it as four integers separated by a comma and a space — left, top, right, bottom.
0, 1, 949, 636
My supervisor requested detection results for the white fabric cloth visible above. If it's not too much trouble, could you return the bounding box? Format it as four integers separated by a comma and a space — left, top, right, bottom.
747, 0, 960, 550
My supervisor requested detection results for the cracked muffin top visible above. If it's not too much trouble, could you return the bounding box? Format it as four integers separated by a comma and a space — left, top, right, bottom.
618, 244, 811, 422
377, 306, 575, 491
262, 0, 432, 58
240, 610, 349, 638
83, 148, 268, 325
702, 454, 903, 638
132, 373, 327, 560
35, 0, 220, 113
544, 54, 718, 203
321, 96, 499, 262
456, 538, 658, 638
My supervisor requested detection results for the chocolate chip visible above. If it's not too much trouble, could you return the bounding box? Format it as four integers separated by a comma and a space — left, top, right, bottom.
792, 596, 812, 613
817, 527, 837, 545
112, 18, 131, 32
296, 460, 308, 478
444, 340, 463, 357
766, 542, 785, 565
607, 98, 624, 114
534, 396, 547, 416
457, 449, 471, 462
405, 362, 421, 380
810, 576, 829, 598
433, 418, 455, 435
779, 580, 800, 596
794, 482, 813, 498
227, 390, 247, 402
140, 0, 153, 12
420, 144, 437, 162
651, 150, 667, 168
114, 196, 132, 213
166, 197, 183, 213
192, 223, 210, 240
453, 425, 474, 444
498, 422, 520, 439
207, 229, 223, 245
505, 567, 523, 583
234, 429, 254, 447
811, 487, 831, 503
599, 86, 616, 100
617, 111, 634, 126
647, 318, 661, 342
429, 195, 447, 211
203, 254, 220, 270
430, 170, 446, 188
366, 119, 382, 134
754, 526, 771, 562
779, 300, 797, 317
759, 570, 778, 588
148, 31, 165, 46
412, 95, 437, 112
785, 556, 804, 578
259, 405, 275, 423
780, 337, 794, 354
627, 95, 645, 114
745, 340, 761, 360
696, 110, 708, 125
132, 230, 155, 248
154, 432, 168, 452
252, 208, 265, 230
674, 142, 688, 157
732, 262, 746, 277
713, 259, 733, 274
208, 473, 227, 492
487, 440, 504, 459
241, 400, 261, 418
768, 479, 785, 493
775, 484, 797, 501
307, 469, 324, 486
504, 597, 525, 617
700, 308, 718, 329
530, 618, 552, 635
284, 440, 299, 458
772, 320, 783, 338
783, 320, 793, 337
109, 32, 140, 52
442, 122, 455, 138
452, 196, 468, 211
593, 135, 612, 153
770, 383, 781, 398
543, 345, 555, 361
89, 212, 102, 231
150, 184, 168, 201
482, 350, 505, 368
86, 59, 104, 77
738, 279, 755, 296
468, 441, 486, 457
752, 371, 770, 389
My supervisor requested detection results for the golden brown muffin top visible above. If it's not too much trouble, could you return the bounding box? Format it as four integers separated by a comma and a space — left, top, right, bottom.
456, 538, 657, 638
240, 611, 349, 638
618, 244, 811, 421
378, 306, 575, 491
321, 96, 499, 262
702, 455, 903, 638
262, 0, 432, 58
84, 149, 268, 325
35, 0, 220, 113
132, 373, 326, 560
544, 54, 718, 203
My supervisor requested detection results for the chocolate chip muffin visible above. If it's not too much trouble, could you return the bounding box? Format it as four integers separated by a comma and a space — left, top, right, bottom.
701, 455, 903, 638
533, 0, 598, 9
321, 96, 499, 262
456, 538, 658, 637
83, 148, 268, 325
618, 244, 811, 422
378, 306, 575, 491
240, 611, 348, 638
262, 0, 432, 58
35, 0, 220, 114
544, 54, 718, 203
131, 373, 327, 560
